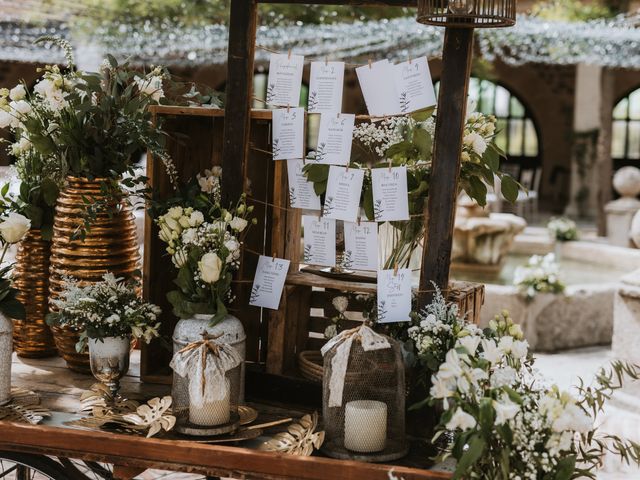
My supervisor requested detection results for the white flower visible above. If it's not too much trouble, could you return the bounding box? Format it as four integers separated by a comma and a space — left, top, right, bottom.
211, 166, 222, 177
163, 216, 182, 233
0, 212, 31, 243
430, 375, 454, 399
494, 396, 520, 426
491, 365, 517, 388
481, 339, 503, 365
172, 248, 188, 268
457, 335, 481, 356
324, 324, 337, 339
224, 212, 233, 223
332, 296, 349, 313
167, 206, 183, 219
509, 323, 524, 339
0, 109, 12, 128
198, 252, 222, 284
181, 228, 197, 244
446, 408, 477, 431
464, 131, 487, 156
9, 84, 26, 101
438, 349, 464, 380
511, 339, 529, 359
10, 100, 31, 116
189, 210, 204, 227
229, 216, 248, 232
498, 336, 514, 354
136, 75, 164, 102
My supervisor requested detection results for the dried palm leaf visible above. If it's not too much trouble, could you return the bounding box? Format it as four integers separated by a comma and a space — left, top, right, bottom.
79, 383, 139, 415
259, 412, 325, 456
121, 397, 176, 438
0, 404, 51, 425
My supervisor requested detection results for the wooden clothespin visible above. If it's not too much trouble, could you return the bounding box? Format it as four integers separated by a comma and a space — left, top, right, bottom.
272, 252, 277, 262
357, 216, 361, 226
368, 58, 372, 69
287, 104, 291, 113
288, 48, 292, 60
388, 159, 393, 172
409, 55, 412, 65
393, 262, 399, 276
325, 56, 329, 66
345, 163, 349, 172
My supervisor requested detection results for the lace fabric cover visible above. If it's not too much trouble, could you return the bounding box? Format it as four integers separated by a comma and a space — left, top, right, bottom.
170, 339, 242, 422
322, 327, 405, 453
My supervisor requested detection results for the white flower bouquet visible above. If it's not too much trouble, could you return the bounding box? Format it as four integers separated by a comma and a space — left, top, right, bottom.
0, 209, 30, 319
428, 311, 640, 479
155, 169, 255, 322
548, 217, 579, 242
47, 273, 162, 351
513, 253, 565, 300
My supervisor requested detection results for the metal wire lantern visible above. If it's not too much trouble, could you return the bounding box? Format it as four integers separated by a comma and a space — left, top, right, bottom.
321, 327, 408, 462
171, 321, 243, 436
417, 0, 516, 28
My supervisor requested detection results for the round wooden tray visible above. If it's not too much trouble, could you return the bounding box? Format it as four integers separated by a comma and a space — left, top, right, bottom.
298, 350, 323, 383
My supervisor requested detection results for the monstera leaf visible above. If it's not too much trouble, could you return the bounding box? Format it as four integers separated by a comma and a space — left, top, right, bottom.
260, 412, 325, 456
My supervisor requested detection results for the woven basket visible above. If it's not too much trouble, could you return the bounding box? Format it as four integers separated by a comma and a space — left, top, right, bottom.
49, 176, 141, 373
298, 350, 324, 383
12, 229, 57, 358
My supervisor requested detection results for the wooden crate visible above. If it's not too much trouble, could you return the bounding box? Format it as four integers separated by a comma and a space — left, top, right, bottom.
141, 105, 485, 387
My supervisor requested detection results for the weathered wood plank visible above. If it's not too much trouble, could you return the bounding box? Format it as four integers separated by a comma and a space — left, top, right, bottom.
221, 0, 258, 205
419, 27, 475, 307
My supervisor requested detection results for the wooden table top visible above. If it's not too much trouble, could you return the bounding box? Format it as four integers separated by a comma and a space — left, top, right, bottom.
1, 353, 453, 480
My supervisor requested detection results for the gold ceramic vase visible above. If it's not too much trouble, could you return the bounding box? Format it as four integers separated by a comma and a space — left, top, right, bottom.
49, 176, 140, 373
12, 229, 57, 358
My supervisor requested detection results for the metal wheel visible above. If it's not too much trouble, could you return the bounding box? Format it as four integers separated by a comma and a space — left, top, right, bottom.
0, 451, 72, 479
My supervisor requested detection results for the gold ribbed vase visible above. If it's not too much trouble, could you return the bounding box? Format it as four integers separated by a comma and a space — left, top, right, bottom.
12, 229, 57, 358
49, 176, 141, 373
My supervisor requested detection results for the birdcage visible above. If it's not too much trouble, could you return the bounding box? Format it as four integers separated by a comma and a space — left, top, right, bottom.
321, 326, 408, 462
170, 318, 243, 436
417, 0, 516, 28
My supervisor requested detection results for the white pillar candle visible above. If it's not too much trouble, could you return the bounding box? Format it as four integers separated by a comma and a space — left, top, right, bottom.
189, 389, 231, 426
344, 400, 387, 453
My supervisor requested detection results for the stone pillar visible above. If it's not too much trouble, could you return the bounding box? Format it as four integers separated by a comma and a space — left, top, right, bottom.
605, 167, 640, 247
565, 64, 602, 219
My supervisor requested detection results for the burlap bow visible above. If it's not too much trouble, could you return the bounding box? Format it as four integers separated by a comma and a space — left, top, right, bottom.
320, 325, 391, 408
170, 333, 242, 408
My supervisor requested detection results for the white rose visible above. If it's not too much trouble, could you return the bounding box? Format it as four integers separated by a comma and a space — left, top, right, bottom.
224, 238, 240, 253
163, 216, 182, 233
198, 252, 222, 284
178, 216, 191, 229
0, 212, 31, 243
511, 339, 529, 359
181, 228, 197, 244
229, 216, 248, 232
0, 109, 12, 128
464, 132, 487, 156
9, 85, 26, 101
10, 100, 31, 116
446, 408, 477, 431
189, 210, 204, 227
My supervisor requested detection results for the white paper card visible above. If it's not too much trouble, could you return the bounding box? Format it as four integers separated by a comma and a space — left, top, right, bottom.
266, 53, 304, 107
377, 268, 412, 323
308, 61, 345, 113
393, 57, 436, 114
250, 256, 291, 310
272, 107, 305, 160
314, 113, 355, 166
371, 166, 410, 222
323, 166, 364, 222
343, 221, 378, 271
356, 60, 401, 117
287, 159, 321, 210
302, 216, 336, 267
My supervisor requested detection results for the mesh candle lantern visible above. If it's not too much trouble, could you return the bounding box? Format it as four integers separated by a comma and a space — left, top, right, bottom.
170, 330, 243, 436
321, 325, 408, 462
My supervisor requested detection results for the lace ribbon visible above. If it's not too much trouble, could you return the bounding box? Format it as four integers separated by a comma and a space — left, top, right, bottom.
170, 333, 242, 408
321, 325, 390, 408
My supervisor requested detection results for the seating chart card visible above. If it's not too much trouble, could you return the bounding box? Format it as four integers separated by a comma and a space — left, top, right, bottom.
314, 113, 355, 166
343, 221, 378, 271
287, 159, 321, 210
371, 166, 410, 222
376, 268, 412, 323
393, 57, 437, 114
272, 107, 305, 160
266, 53, 304, 107
249, 256, 291, 310
323, 166, 365, 222
355, 60, 401, 117
308, 61, 345, 113
302, 216, 336, 267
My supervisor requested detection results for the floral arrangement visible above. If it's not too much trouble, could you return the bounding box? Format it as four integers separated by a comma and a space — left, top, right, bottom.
47, 273, 161, 351
513, 253, 565, 300
428, 311, 640, 479
155, 168, 255, 322
0, 210, 30, 319
548, 217, 579, 242
303, 110, 520, 269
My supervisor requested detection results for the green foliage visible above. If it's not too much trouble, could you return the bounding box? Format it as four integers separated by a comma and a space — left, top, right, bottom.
531, 0, 614, 22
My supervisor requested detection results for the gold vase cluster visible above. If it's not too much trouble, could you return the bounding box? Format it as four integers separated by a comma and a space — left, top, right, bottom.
12, 229, 57, 358
48, 176, 141, 373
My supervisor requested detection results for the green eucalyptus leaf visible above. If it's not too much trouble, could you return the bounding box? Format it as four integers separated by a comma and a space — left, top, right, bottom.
467, 176, 488, 207
484, 145, 500, 171
413, 128, 432, 159
411, 107, 435, 122
501, 175, 520, 204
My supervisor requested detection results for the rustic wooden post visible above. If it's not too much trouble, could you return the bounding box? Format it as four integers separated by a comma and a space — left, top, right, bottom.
419, 27, 475, 307
221, 0, 258, 205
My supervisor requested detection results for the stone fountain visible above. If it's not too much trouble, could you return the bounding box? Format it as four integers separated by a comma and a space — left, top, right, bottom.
452, 195, 527, 271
